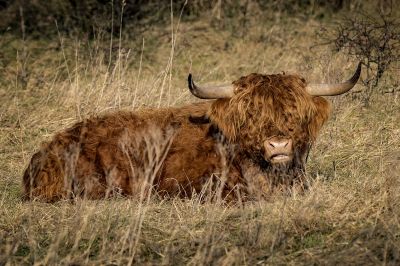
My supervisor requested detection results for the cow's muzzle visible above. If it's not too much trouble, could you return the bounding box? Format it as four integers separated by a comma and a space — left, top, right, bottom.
263, 137, 293, 164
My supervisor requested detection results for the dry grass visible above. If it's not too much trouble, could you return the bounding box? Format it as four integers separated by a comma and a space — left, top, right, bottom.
1, 10, 400, 265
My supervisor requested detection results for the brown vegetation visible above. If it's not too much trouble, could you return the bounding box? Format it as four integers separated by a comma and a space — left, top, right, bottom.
1, 1, 399, 264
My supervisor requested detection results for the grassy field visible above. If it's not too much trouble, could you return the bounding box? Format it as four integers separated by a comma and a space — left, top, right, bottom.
1, 3, 400, 265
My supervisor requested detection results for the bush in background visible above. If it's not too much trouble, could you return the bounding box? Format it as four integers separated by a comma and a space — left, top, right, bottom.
333, 12, 400, 88
317, 9, 400, 104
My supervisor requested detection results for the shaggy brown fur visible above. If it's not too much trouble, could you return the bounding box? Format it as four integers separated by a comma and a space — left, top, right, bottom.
23, 73, 331, 202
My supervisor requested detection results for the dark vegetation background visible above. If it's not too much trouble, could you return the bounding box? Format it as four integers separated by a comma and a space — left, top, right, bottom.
1, 0, 355, 37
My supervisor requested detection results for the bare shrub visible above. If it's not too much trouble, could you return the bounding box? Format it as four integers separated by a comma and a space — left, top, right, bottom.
328, 11, 400, 102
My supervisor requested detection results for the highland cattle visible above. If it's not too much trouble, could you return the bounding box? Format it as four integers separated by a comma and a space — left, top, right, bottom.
23, 63, 361, 202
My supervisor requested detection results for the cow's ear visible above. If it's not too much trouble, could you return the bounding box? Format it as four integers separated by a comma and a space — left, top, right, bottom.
207, 99, 239, 142
309, 96, 331, 140
189, 115, 210, 124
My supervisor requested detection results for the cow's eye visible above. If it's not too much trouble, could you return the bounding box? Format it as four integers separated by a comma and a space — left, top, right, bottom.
288, 128, 294, 132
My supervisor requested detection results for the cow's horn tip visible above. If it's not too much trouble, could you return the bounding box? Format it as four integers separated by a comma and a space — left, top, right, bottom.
356, 61, 362, 73
188, 73, 194, 90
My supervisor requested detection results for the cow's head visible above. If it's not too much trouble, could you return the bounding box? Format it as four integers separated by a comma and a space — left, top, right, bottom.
188, 64, 361, 169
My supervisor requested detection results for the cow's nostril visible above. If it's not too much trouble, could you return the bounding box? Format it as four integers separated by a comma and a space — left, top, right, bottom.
269, 142, 275, 148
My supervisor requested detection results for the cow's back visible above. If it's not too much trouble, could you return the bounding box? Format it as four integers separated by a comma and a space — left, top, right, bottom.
22, 102, 214, 201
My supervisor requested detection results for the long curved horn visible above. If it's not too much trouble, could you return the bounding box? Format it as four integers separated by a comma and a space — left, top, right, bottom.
188, 74, 235, 99
306, 62, 362, 96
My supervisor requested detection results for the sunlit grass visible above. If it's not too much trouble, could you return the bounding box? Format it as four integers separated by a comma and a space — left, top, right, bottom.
1, 7, 399, 265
